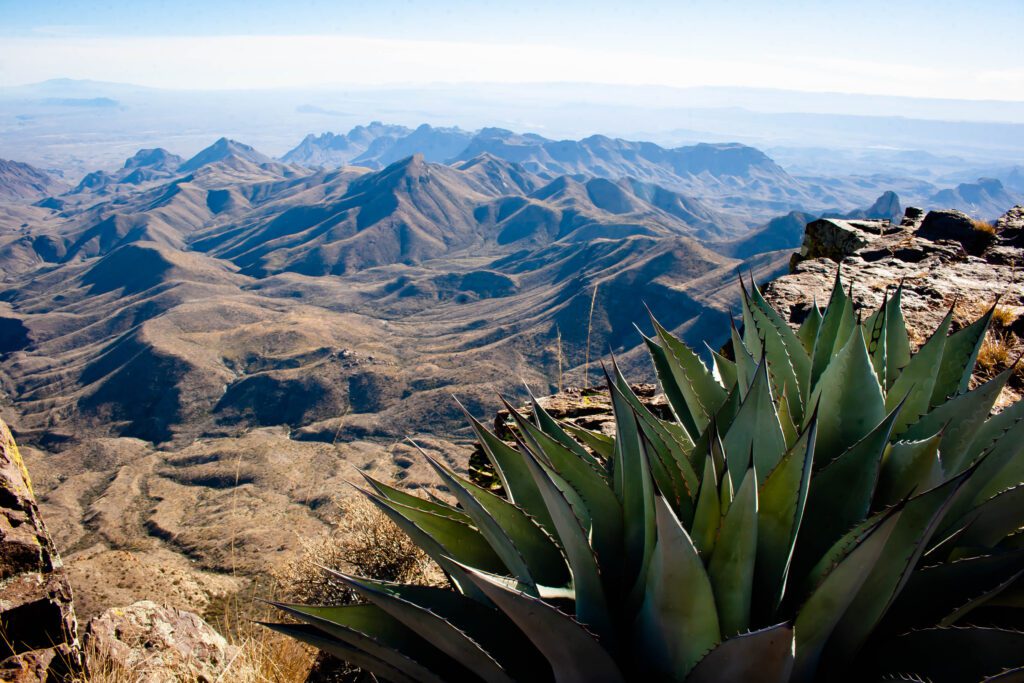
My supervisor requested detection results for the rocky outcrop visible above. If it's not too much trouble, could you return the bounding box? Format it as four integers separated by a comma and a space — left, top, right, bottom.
85, 600, 242, 682
0, 420, 82, 682
765, 204, 1024, 405
789, 217, 901, 268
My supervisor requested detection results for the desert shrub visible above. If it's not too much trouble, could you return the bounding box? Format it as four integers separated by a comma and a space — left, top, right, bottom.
274, 494, 443, 607
266, 275, 1024, 682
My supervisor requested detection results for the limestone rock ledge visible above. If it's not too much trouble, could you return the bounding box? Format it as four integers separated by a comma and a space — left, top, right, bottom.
0, 419, 83, 682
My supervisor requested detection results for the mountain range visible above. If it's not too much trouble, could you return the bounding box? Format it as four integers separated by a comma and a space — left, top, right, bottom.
1, 125, 1020, 623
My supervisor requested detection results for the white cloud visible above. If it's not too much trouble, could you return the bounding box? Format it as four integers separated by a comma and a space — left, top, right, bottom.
0, 34, 1020, 101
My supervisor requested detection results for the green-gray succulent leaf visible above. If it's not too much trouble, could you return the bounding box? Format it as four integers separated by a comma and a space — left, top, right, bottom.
684, 623, 795, 683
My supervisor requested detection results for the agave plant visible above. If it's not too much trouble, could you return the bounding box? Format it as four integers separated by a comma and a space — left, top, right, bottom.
265, 273, 1024, 682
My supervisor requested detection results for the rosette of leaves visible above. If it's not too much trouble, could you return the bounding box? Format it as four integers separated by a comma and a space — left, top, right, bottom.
265, 273, 1024, 683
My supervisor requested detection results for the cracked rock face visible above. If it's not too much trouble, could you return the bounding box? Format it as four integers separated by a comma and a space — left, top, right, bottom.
0, 420, 82, 682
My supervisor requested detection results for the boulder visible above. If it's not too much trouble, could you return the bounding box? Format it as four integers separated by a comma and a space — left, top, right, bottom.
792, 217, 896, 267
917, 209, 995, 255
85, 600, 240, 682
0, 419, 83, 682
900, 206, 926, 229
996, 204, 1024, 247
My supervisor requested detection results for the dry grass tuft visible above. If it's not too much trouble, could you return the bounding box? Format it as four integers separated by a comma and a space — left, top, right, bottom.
992, 305, 1020, 329
976, 329, 1023, 388
972, 219, 997, 236
977, 332, 1013, 375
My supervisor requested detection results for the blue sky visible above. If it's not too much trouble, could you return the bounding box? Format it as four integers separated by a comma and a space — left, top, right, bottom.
1, 0, 1021, 99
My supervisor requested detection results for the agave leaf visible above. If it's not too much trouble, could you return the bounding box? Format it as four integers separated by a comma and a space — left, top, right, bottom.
883, 283, 912, 391
805, 327, 886, 460
798, 302, 823, 356
720, 460, 735, 516
692, 454, 721, 557
708, 342, 738, 389
885, 308, 953, 435
903, 367, 1010, 477
328, 571, 547, 683
261, 622, 421, 683
517, 440, 615, 641
863, 289, 888, 385
952, 485, 1024, 551
529, 394, 603, 470
939, 568, 1024, 626
362, 488, 508, 576
560, 420, 614, 461
937, 395, 1024, 535
796, 508, 892, 601
810, 270, 856, 390
505, 398, 607, 480
873, 626, 1024, 683
685, 623, 795, 683
509, 415, 624, 587
826, 469, 974, 663
797, 403, 902, 578
636, 496, 721, 679
776, 383, 800, 449
708, 466, 759, 636
457, 562, 627, 683
363, 475, 471, 524
984, 668, 1024, 682
420, 450, 569, 590
608, 379, 656, 607
874, 434, 944, 509
791, 506, 901, 680
645, 333, 701, 440
731, 320, 758, 397
744, 280, 810, 421
463, 406, 556, 535
639, 421, 695, 526
273, 602, 463, 683
609, 365, 698, 503
748, 278, 812, 401
885, 552, 1024, 631
931, 303, 994, 405
722, 358, 787, 489
650, 316, 728, 433
756, 420, 816, 616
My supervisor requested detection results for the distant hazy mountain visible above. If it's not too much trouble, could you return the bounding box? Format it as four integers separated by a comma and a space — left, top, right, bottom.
352, 124, 474, 168
0, 158, 67, 201
284, 124, 829, 223
281, 122, 411, 167
72, 147, 183, 193
179, 137, 276, 173
929, 178, 1018, 220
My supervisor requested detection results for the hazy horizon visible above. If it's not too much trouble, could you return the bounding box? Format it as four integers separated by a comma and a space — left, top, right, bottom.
2, 0, 1022, 101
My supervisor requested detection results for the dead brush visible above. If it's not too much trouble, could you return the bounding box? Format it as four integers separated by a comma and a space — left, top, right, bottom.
976, 329, 1023, 385
272, 493, 444, 603
265, 494, 445, 682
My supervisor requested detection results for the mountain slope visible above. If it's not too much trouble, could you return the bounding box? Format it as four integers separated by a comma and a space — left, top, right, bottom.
0, 159, 67, 202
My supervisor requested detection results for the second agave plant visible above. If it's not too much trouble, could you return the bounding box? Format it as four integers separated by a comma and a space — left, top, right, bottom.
266, 273, 1024, 683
